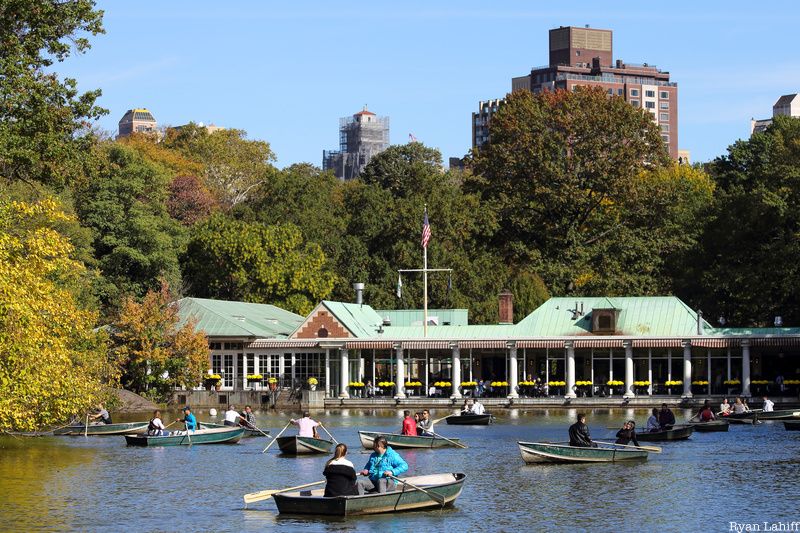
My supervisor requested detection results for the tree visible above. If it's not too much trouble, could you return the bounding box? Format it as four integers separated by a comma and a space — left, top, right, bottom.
111, 281, 209, 402
0, 198, 117, 432
76, 143, 186, 310
360, 142, 444, 196
468, 87, 683, 296
168, 127, 276, 207
0, 0, 106, 188
181, 214, 336, 315
167, 174, 218, 226
686, 116, 800, 325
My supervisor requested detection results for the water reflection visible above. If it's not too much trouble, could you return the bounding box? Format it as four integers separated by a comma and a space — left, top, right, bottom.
0, 409, 798, 531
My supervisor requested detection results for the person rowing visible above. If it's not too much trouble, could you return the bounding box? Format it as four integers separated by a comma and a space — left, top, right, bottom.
569, 413, 597, 447
417, 409, 433, 436
291, 412, 320, 439
698, 400, 716, 422
357, 435, 408, 494
175, 406, 198, 431
615, 420, 640, 446
224, 404, 245, 427
658, 403, 676, 429
88, 404, 112, 425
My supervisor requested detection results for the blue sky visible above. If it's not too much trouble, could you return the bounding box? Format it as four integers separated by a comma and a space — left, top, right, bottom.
60, 1, 800, 167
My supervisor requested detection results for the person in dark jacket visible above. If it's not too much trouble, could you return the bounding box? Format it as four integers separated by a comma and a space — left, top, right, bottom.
323, 444, 359, 497
568, 413, 597, 447
658, 403, 676, 429
615, 420, 640, 446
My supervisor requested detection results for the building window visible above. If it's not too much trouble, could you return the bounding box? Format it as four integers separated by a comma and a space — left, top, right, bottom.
645, 90, 656, 98
607, 88, 613, 95
661, 124, 670, 132
660, 91, 669, 99
660, 113, 669, 121
630, 89, 639, 97
617, 88, 623, 96
662, 134, 670, 142
645, 101, 655, 109
660, 102, 669, 110
576, 50, 581, 56
631, 100, 640, 107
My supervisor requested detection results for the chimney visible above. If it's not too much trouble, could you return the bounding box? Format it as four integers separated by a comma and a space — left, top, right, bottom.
499, 290, 514, 324
353, 282, 365, 305
696, 309, 703, 335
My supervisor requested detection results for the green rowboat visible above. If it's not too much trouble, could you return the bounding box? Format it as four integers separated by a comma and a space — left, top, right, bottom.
200, 421, 270, 438
783, 420, 800, 431
358, 431, 462, 449
273, 473, 466, 516
636, 425, 694, 441
518, 441, 649, 464
275, 436, 334, 454
124, 426, 244, 446
54, 422, 148, 436
758, 409, 800, 421
686, 420, 730, 432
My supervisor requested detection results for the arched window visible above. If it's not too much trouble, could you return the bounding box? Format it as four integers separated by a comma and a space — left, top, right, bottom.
317, 327, 329, 338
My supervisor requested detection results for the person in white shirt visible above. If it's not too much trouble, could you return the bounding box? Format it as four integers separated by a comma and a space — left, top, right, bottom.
291, 412, 320, 438
224, 404, 244, 426
719, 398, 731, 415
472, 400, 486, 415
147, 409, 167, 436
762, 396, 775, 412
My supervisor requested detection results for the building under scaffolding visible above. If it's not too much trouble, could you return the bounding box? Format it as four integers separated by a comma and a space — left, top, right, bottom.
323, 106, 389, 180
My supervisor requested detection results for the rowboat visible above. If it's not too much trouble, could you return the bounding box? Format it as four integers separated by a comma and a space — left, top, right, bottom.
201, 421, 270, 438
636, 425, 694, 441
783, 420, 800, 431
721, 414, 758, 425
54, 422, 148, 436
758, 409, 800, 421
445, 413, 493, 425
276, 436, 334, 454
272, 473, 466, 516
124, 426, 244, 446
518, 441, 648, 464
686, 420, 730, 432
358, 431, 462, 449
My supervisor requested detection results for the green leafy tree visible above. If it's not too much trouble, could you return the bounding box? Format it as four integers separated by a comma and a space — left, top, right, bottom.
111, 281, 209, 402
76, 143, 186, 310
0, 0, 106, 188
687, 116, 800, 325
181, 214, 336, 315
0, 198, 117, 432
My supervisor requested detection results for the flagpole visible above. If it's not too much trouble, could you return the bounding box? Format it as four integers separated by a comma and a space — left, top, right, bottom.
423, 242, 428, 337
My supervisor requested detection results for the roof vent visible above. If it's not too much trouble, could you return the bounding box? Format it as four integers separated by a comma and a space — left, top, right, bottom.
382, 317, 392, 326
232, 315, 246, 322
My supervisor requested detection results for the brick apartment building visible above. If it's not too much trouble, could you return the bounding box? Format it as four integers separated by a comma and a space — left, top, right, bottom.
473, 26, 679, 159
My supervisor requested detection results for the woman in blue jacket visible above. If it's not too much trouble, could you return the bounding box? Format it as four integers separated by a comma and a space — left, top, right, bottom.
357, 435, 408, 494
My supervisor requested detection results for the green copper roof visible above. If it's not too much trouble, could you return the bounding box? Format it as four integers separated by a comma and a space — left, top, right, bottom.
514, 296, 713, 337
381, 324, 517, 339
319, 301, 384, 338
177, 298, 303, 338
710, 327, 800, 336
375, 309, 469, 327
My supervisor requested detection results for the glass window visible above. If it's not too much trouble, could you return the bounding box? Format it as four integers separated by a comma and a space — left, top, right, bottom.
645, 90, 656, 98
631, 100, 640, 107
645, 101, 656, 109
660, 113, 669, 121
660, 91, 669, 99
660, 102, 669, 110
607, 88, 613, 95
661, 124, 670, 132
223, 354, 234, 388
661, 134, 670, 142
630, 89, 639, 97
617, 88, 623, 95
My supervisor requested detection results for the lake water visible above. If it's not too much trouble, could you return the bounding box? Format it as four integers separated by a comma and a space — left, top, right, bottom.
1, 408, 798, 532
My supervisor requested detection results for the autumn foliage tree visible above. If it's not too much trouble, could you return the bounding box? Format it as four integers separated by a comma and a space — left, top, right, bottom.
167, 174, 217, 225
111, 282, 209, 402
0, 199, 117, 432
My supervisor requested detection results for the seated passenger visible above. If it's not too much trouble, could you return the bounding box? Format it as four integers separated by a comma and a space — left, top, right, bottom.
323, 443, 359, 497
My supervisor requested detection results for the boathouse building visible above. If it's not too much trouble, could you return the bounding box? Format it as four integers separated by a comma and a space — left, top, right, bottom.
178, 295, 800, 402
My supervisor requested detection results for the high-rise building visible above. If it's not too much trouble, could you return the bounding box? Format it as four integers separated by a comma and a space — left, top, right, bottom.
471, 99, 502, 151
117, 108, 158, 139
751, 94, 800, 135
323, 106, 389, 180
473, 26, 679, 159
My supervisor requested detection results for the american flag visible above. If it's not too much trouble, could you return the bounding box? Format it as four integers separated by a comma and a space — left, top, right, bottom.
421, 209, 431, 249
408, 133, 417, 142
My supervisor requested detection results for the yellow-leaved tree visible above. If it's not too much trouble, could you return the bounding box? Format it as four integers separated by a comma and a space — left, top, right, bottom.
111, 282, 209, 402
0, 199, 117, 432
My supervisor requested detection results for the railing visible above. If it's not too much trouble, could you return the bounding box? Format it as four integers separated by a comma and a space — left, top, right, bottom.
556, 73, 677, 87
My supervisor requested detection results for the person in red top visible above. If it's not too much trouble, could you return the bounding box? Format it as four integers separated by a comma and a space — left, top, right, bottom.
698, 400, 716, 422
400, 410, 418, 436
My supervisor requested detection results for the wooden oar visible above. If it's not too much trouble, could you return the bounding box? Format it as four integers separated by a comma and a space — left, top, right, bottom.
243, 480, 326, 506
388, 475, 445, 507
185, 423, 192, 446
318, 423, 338, 444
242, 421, 273, 439
793, 411, 800, 417
84, 415, 89, 437
427, 414, 453, 432
595, 440, 662, 453
263, 421, 291, 453
427, 429, 467, 449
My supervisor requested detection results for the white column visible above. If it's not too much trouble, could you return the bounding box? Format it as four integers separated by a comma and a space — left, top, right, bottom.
324, 349, 330, 398
278, 353, 285, 388
395, 346, 406, 398
742, 341, 751, 397
647, 349, 652, 396
451, 345, 462, 399
508, 344, 519, 399
624, 341, 634, 398
682, 341, 692, 398
339, 348, 350, 398
424, 350, 429, 396
667, 349, 672, 382
253, 354, 259, 389
469, 348, 473, 382
565, 342, 576, 398
359, 354, 365, 382
291, 352, 296, 387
